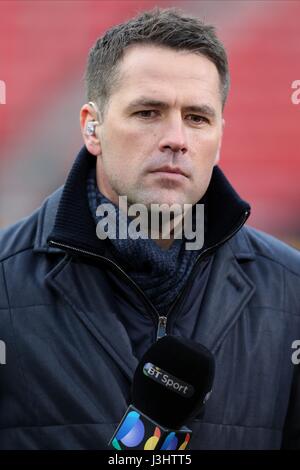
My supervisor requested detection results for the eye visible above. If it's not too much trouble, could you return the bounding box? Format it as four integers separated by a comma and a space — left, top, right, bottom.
135, 110, 158, 118
186, 114, 209, 125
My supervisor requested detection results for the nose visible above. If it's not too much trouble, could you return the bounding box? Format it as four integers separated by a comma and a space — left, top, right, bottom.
158, 115, 188, 154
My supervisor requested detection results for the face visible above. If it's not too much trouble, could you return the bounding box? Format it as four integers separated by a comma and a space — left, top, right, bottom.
83, 45, 224, 209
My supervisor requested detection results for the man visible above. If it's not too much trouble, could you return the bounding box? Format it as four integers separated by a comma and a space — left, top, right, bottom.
0, 8, 299, 450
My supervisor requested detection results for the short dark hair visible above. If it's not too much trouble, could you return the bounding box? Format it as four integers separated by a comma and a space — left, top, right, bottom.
85, 8, 230, 116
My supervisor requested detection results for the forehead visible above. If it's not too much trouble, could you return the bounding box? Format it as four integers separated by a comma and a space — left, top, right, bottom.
111, 44, 222, 109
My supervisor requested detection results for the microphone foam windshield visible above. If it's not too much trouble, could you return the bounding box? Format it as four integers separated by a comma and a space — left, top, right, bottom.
132, 335, 215, 429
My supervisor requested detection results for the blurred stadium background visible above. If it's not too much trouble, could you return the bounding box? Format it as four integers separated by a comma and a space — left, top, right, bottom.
0, 0, 299, 248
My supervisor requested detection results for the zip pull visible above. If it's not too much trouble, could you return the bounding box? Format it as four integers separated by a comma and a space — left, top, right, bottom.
157, 316, 168, 340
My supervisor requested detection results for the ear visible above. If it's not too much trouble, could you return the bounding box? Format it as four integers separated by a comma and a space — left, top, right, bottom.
80, 103, 101, 157
214, 118, 225, 166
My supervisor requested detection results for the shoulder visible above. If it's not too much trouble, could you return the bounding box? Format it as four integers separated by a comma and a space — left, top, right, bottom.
0, 188, 64, 311
0, 208, 40, 263
0, 186, 63, 263
243, 225, 300, 277
229, 226, 300, 317
0, 209, 40, 311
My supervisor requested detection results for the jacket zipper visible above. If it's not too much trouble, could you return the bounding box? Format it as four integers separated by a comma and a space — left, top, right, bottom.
48, 209, 249, 341
47, 240, 164, 337
157, 316, 168, 340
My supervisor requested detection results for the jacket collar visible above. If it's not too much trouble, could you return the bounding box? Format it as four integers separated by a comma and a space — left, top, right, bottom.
33, 145, 254, 260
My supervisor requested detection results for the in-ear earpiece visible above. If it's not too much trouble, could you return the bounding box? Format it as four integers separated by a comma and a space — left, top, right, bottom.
84, 101, 100, 136
85, 121, 97, 136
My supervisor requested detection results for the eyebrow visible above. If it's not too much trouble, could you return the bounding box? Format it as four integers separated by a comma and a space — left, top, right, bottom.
126, 97, 216, 119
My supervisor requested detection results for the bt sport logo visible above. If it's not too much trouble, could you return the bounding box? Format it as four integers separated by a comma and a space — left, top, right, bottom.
143, 362, 194, 398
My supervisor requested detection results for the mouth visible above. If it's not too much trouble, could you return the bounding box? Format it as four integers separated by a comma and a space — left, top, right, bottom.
150, 166, 188, 178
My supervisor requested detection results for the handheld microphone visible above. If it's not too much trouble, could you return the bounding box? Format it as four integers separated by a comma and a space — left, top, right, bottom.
109, 335, 215, 450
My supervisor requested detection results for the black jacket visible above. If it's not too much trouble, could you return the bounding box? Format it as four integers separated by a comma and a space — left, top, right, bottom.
0, 147, 300, 449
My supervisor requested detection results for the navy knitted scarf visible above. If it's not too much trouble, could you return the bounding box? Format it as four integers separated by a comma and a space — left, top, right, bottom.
86, 167, 208, 315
